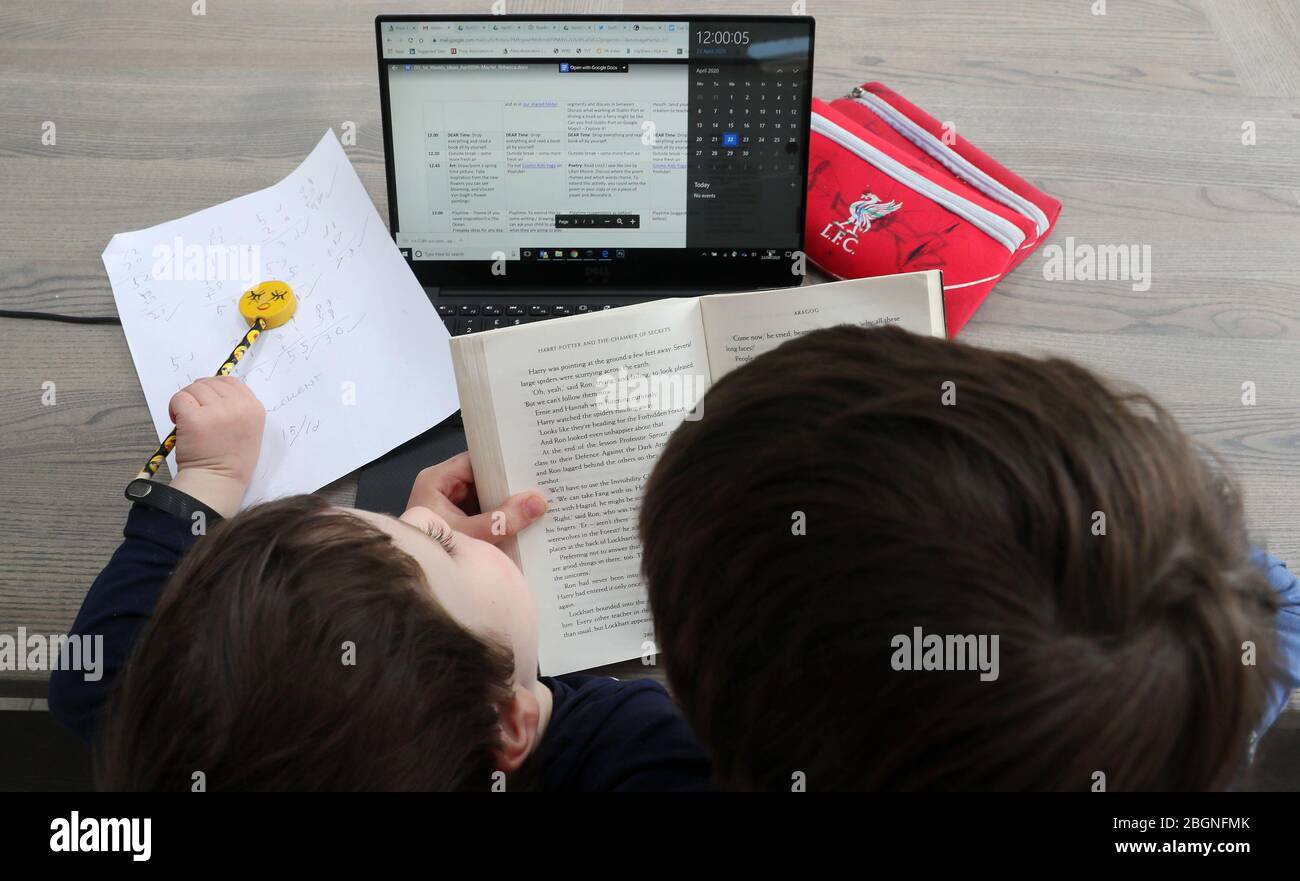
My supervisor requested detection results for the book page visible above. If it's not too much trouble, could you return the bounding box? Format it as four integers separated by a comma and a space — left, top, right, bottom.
700, 270, 946, 381
466, 298, 709, 675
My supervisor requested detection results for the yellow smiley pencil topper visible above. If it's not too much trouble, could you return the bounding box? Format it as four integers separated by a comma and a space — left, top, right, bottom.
238, 280, 297, 329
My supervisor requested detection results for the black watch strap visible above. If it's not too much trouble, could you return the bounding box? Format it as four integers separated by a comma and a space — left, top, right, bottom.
124, 478, 223, 526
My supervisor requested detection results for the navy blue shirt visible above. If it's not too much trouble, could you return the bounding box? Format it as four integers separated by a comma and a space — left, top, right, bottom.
48, 506, 712, 792
536, 674, 713, 791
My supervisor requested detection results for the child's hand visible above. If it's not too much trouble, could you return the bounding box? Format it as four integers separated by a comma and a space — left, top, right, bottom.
167, 376, 265, 517
406, 452, 548, 544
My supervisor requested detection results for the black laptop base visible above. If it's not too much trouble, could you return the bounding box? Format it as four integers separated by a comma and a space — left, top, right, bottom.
354, 416, 467, 517
430, 285, 725, 336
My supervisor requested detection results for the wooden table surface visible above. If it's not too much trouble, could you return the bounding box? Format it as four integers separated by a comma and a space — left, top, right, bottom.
1, 0, 1298, 698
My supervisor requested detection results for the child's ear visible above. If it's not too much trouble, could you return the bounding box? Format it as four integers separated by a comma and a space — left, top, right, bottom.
494, 685, 541, 773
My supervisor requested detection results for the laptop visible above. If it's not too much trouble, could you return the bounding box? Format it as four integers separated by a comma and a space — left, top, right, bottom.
357, 12, 815, 513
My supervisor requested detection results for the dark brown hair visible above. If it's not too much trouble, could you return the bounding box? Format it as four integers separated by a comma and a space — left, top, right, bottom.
641, 324, 1279, 791
98, 494, 514, 791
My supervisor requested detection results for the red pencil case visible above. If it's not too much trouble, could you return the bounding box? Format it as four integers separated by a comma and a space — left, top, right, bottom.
805, 82, 1062, 335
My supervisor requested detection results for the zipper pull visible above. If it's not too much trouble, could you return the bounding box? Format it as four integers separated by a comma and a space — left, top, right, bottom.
849, 85, 864, 98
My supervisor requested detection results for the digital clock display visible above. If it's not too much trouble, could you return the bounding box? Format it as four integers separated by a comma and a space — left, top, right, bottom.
696, 30, 751, 46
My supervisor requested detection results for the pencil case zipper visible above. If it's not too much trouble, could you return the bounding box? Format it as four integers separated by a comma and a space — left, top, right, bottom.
848, 86, 1051, 239
810, 111, 1026, 253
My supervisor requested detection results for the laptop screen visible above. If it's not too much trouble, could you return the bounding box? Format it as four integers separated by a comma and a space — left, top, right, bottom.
377, 15, 815, 288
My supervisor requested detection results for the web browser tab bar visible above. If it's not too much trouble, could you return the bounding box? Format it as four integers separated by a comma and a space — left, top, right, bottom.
381, 20, 690, 60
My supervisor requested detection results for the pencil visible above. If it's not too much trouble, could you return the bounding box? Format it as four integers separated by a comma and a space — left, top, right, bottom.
136, 317, 267, 480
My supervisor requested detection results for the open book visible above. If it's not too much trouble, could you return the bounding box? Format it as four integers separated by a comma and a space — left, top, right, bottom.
451, 270, 945, 675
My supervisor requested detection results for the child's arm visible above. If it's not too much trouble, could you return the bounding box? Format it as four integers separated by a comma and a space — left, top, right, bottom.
48, 376, 264, 743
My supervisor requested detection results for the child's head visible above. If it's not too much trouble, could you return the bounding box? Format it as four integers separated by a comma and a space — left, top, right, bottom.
99, 494, 542, 791
641, 324, 1279, 791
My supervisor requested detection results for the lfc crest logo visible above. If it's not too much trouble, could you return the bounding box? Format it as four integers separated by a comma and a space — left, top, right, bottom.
821, 192, 903, 254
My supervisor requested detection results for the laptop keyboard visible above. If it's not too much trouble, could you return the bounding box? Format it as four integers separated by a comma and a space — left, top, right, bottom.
436, 301, 620, 335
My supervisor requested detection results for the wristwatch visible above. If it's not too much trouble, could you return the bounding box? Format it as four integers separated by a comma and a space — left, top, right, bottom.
124, 478, 223, 525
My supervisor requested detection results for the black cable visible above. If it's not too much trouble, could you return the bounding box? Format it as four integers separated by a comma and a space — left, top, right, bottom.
0, 309, 121, 325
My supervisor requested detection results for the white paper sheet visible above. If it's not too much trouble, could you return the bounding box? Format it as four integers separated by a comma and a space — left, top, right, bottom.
102, 129, 458, 505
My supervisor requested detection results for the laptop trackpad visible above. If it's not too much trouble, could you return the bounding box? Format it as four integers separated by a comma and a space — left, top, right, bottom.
354, 416, 467, 517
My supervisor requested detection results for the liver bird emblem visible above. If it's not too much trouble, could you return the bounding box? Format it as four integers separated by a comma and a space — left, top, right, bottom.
849, 193, 903, 232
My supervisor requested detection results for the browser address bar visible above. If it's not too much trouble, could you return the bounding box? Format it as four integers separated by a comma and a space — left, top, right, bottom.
382, 26, 690, 59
